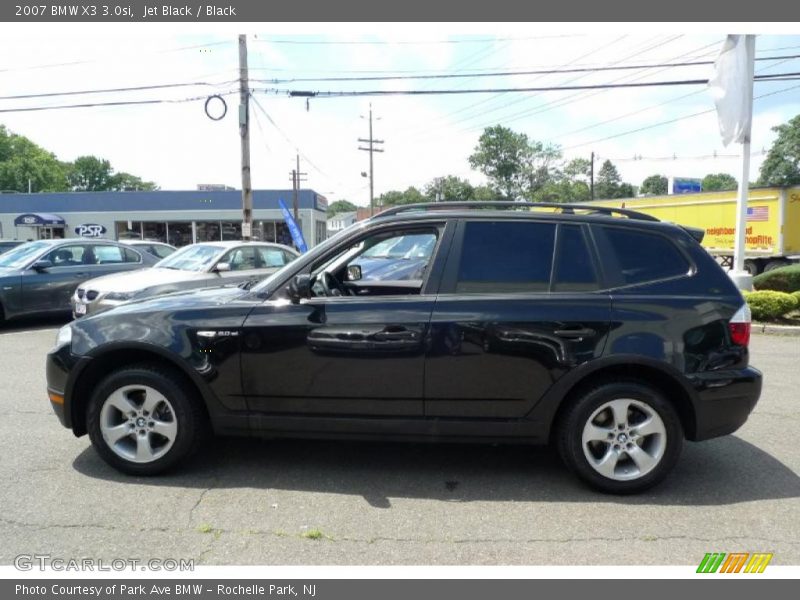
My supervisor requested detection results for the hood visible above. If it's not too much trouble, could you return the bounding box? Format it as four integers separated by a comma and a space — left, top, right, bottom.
82, 267, 212, 293
89, 284, 253, 318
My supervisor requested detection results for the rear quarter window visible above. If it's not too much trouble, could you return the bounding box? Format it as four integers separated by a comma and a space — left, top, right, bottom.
598, 226, 691, 287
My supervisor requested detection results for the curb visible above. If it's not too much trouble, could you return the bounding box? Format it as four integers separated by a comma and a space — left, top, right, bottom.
752, 323, 800, 336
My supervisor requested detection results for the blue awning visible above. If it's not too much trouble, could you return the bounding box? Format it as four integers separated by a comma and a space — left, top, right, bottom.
14, 213, 66, 227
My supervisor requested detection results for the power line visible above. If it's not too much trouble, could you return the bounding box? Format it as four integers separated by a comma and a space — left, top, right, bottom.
253, 34, 585, 46
254, 54, 800, 85
263, 72, 800, 99
0, 79, 239, 101
0, 40, 234, 74
561, 81, 800, 151
0, 90, 238, 114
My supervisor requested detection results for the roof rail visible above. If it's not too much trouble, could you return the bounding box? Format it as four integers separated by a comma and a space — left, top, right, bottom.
373, 201, 659, 222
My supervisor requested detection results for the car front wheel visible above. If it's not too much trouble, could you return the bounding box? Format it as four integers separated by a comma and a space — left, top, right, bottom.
557, 381, 683, 494
87, 364, 207, 475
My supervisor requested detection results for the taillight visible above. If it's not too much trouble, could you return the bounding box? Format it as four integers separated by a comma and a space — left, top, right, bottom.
729, 303, 751, 347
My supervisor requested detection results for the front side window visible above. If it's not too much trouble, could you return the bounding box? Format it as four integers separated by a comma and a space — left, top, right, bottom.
221, 247, 258, 271
44, 245, 89, 267
456, 221, 556, 293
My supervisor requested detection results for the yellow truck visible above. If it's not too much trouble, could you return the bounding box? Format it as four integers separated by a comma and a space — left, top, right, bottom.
589, 186, 800, 275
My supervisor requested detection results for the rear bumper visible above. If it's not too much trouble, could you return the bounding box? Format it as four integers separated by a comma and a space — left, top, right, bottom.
689, 366, 763, 441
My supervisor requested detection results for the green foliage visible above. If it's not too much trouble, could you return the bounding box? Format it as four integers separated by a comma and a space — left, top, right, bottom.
424, 175, 475, 202
594, 160, 634, 199
744, 290, 799, 321
758, 114, 800, 186
469, 125, 561, 200
640, 174, 668, 196
753, 263, 800, 293
1, 125, 158, 193
702, 172, 738, 192
0, 125, 69, 192
327, 199, 357, 217
377, 186, 424, 207
472, 185, 497, 201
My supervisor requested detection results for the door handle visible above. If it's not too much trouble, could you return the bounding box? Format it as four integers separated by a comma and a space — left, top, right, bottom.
553, 327, 596, 339
308, 326, 421, 351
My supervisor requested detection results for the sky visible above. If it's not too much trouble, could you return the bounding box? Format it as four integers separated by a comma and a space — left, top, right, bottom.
1, 25, 799, 207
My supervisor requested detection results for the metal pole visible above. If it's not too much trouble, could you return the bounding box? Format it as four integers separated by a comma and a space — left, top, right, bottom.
238, 34, 253, 241
369, 104, 374, 216
733, 35, 756, 278
590, 151, 595, 201
294, 154, 300, 222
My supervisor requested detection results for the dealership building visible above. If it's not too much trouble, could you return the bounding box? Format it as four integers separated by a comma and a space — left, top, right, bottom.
0, 189, 329, 248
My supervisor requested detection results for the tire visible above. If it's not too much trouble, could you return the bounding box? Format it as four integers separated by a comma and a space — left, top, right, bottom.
86, 363, 208, 475
744, 259, 761, 276
763, 259, 791, 273
557, 381, 683, 494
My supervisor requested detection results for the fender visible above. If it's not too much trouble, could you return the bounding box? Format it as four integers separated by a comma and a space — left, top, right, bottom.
527, 353, 701, 437
65, 340, 231, 435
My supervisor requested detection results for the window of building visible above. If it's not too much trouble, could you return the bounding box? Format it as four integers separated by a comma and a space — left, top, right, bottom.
456, 221, 557, 293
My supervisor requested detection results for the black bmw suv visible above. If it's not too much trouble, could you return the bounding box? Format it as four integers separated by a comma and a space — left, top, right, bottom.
46, 202, 762, 493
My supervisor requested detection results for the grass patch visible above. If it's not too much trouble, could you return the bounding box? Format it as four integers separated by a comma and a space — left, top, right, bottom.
301, 528, 329, 540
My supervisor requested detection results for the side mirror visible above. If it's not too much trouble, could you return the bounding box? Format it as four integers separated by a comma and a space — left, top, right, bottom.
215, 262, 231, 273
288, 274, 312, 303
31, 259, 53, 272
346, 264, 362, 281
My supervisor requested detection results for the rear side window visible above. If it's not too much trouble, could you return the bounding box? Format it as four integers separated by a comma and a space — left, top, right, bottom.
600, 226, 690, 286
553, 225, 599, 292
456, 221, 556, 293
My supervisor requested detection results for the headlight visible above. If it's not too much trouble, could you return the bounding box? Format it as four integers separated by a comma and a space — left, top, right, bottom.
104, 291, 135, 301
53, 324, 72, 351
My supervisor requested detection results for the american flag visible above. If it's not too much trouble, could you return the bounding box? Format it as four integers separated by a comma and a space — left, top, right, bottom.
747, 206, 769, 222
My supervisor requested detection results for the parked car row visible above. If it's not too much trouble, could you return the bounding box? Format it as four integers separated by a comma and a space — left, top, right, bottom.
0, 238, 298, 325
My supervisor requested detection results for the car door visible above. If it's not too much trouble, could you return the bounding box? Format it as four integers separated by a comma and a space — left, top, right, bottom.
425, 220, 612, 420
21, 243, 99, 313
240, 223, 450, 418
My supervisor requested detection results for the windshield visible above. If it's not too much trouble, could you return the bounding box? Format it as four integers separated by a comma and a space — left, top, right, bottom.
0, 241, 51, 270
154, 244, 224, 272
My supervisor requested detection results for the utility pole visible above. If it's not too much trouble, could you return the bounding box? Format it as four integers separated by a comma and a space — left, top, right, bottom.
238, 34, 253, 241
590, 151, 595, 201
289, 153, 308, 223
358, 103, 384, 216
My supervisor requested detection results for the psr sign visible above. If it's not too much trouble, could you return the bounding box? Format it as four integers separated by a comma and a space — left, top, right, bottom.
75, 224, 107, 238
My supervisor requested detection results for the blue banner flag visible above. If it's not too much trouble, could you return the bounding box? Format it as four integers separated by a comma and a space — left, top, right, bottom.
278, 198, 308, 253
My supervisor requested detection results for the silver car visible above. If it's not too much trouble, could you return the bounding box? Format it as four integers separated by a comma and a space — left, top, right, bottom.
72, 241, 299, 317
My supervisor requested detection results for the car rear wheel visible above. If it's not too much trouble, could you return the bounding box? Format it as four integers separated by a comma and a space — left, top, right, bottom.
87, 364, 207, 475
557, 381, 683, 494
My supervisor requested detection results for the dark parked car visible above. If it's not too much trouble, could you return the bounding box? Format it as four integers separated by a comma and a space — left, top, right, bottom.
46, 202, 761, 493
0, 239, 158, 324
0, 240, 25, 254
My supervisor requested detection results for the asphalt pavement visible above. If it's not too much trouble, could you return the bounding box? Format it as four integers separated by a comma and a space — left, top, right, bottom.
0, 319, 798, 566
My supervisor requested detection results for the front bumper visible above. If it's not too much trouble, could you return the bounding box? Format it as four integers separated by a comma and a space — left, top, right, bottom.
689, 366, 763, 441
71, 294, 122, 319
45, 344, 86, 431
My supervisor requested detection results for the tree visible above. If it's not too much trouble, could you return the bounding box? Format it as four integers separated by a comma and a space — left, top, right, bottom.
424, 175, 474, 202
0, 125, 69, 192
759, 114, 800, 186
67, 155, 114, 191
110, 172, 158, 191
327, 199, 358, 217
472, 185, 497, 201
468, 125, 560, 200
594, 160, 634, 199
640, 174, 668, 196
702, 172, 738, 192
376, 186, 425, 207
